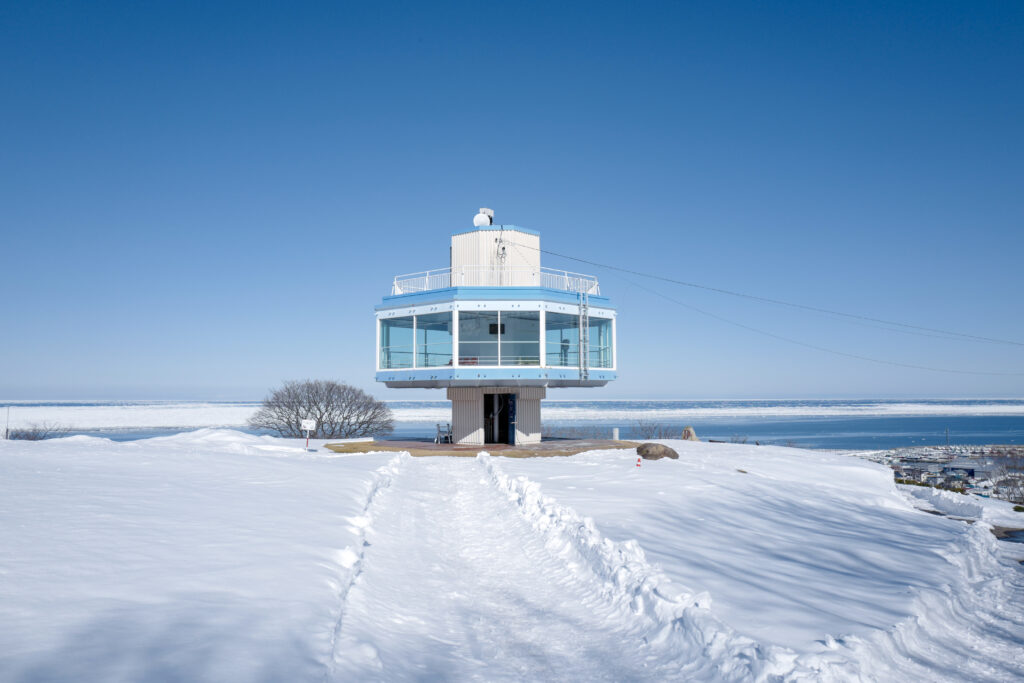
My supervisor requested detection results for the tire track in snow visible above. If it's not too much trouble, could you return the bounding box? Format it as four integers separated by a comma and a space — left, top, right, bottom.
323, 453, 407, 681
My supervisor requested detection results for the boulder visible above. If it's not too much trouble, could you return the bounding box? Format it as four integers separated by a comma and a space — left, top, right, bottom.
637, 443, 679, 460
681, 426, 699, 441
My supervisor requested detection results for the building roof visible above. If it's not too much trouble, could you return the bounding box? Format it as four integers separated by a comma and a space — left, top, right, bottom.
450, 224, 541, 237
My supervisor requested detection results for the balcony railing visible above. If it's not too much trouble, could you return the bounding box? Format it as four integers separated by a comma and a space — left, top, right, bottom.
392, 266, 600, 296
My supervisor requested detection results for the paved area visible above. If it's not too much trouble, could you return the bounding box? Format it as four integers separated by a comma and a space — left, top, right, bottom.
323, 438, 638, 458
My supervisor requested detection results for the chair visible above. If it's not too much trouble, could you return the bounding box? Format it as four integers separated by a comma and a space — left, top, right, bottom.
435, 422, 453, 444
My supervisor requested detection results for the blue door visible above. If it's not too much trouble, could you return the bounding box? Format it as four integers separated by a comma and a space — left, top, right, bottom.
507, 393, 517, 445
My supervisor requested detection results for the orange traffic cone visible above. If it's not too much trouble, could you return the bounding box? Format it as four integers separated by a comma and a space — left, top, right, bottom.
636, 456, 642, 468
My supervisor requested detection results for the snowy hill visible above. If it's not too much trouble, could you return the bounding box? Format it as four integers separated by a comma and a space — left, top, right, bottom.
1, 432, 1022, 681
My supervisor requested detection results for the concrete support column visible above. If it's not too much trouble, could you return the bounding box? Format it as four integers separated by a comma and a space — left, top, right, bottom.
448, 387, 483, 445
514, 387, 545, 444
446, 386, 546, 445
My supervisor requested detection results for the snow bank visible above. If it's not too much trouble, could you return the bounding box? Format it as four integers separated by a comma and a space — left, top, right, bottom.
0, 430, 396, 681
900, 484, 1024, 527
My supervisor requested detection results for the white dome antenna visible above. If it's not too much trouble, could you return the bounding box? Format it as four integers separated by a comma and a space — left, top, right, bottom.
473, 208, 494, 227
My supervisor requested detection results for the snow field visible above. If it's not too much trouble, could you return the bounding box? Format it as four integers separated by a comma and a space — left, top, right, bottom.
331, 455, 678, 680
0, 430, 394, 681
1, 431, 1022, 681
479, 454, 788, 680
489, 442, 1024, 680
2, 402, 258, 431
5, 399, 1024, 432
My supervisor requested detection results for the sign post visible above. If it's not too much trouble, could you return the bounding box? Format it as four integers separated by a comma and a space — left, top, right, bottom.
301, 418, 316, 451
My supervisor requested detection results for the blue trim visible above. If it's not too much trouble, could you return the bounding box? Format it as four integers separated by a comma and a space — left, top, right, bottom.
375, 368, 617, 383
377, 287, 614, 310
450, 224, 541, 237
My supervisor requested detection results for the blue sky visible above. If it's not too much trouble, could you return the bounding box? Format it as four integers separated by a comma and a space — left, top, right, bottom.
1, 1, 1021, 400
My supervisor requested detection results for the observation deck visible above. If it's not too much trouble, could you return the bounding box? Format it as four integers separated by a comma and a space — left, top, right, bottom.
392, 266, 600, 296
374, 210, 617, 445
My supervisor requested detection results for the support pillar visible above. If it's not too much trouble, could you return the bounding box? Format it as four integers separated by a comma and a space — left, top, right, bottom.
446, 386, 546, 445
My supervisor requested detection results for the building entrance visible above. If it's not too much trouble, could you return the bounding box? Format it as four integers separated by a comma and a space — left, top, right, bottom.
483, 393, 516, 445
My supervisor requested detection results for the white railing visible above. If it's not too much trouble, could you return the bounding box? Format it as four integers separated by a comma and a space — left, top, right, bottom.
392, 268, 451, 294
392, 266, 600, 295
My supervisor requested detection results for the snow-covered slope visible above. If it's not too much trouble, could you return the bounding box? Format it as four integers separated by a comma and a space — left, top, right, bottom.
0, 430, 399, 681
489, 442, 1024, 679
1, 432, 1022, 680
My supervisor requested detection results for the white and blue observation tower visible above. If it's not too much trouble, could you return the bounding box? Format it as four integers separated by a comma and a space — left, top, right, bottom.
376, 208, 617, 445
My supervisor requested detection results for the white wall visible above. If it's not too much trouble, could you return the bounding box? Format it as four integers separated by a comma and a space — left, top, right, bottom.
451, 228, 541, 286
448, 386, 483, 445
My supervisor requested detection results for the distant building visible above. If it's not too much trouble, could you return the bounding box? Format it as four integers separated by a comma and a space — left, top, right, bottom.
375, 209, 617, 445
943, 460, 977, 478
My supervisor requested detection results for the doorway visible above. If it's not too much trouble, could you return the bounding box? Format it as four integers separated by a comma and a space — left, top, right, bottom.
483, 393, 516, 445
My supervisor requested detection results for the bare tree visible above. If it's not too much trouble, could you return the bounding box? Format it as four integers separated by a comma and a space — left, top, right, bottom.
990, 452, 1024, 505
631, 420, 676, 439
8, 422, 72, 440
249, 380, 394, 439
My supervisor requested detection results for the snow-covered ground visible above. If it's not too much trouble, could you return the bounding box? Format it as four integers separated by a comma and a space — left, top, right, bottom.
0, 430, 391, 681
899, 483, 1024, 527
1, 402, 258, 431
1, 432, 1022, 680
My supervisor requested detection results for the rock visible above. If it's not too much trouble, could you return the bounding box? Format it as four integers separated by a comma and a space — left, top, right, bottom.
681, 426, 699, 441
637, 443, 679, 460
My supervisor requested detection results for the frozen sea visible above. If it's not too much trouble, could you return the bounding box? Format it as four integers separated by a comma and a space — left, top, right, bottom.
3, 398, 1023, 449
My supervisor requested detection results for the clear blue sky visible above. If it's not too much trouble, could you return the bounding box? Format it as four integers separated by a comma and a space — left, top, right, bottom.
1, 1, 1021, 400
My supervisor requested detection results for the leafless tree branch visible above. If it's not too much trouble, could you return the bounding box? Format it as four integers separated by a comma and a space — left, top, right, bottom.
8, 422, 72, 440
248, 380, 394, 439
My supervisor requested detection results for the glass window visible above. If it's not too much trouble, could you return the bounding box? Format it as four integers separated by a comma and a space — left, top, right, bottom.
416, 312, 453, 367
545, 312, 579, 367
459, 311, 499, 366
588, 317, 614, 368
380, 316, 414, 368
544, 313, 613, 368
500, 311, 540, 365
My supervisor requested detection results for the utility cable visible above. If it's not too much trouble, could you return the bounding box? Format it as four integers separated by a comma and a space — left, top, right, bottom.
617, 275, 1024, 376
507, 239, 1024, 376
514, 241, 1024, 347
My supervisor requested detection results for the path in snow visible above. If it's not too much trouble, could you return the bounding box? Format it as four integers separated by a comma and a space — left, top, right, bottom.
330, 456, 667, 681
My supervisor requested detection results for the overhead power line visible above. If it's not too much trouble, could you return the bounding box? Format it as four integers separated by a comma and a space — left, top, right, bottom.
620, 277, 1024, 377
522, 244, 1024, 348
508, 240, 1023, 376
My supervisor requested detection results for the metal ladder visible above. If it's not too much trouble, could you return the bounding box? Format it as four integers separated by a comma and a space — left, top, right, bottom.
578, 288, 589, 381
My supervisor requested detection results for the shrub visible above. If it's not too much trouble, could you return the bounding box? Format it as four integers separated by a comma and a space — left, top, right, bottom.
631, 420, 676, 439
7, 422, 72, 440
249, 380, 393, 439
